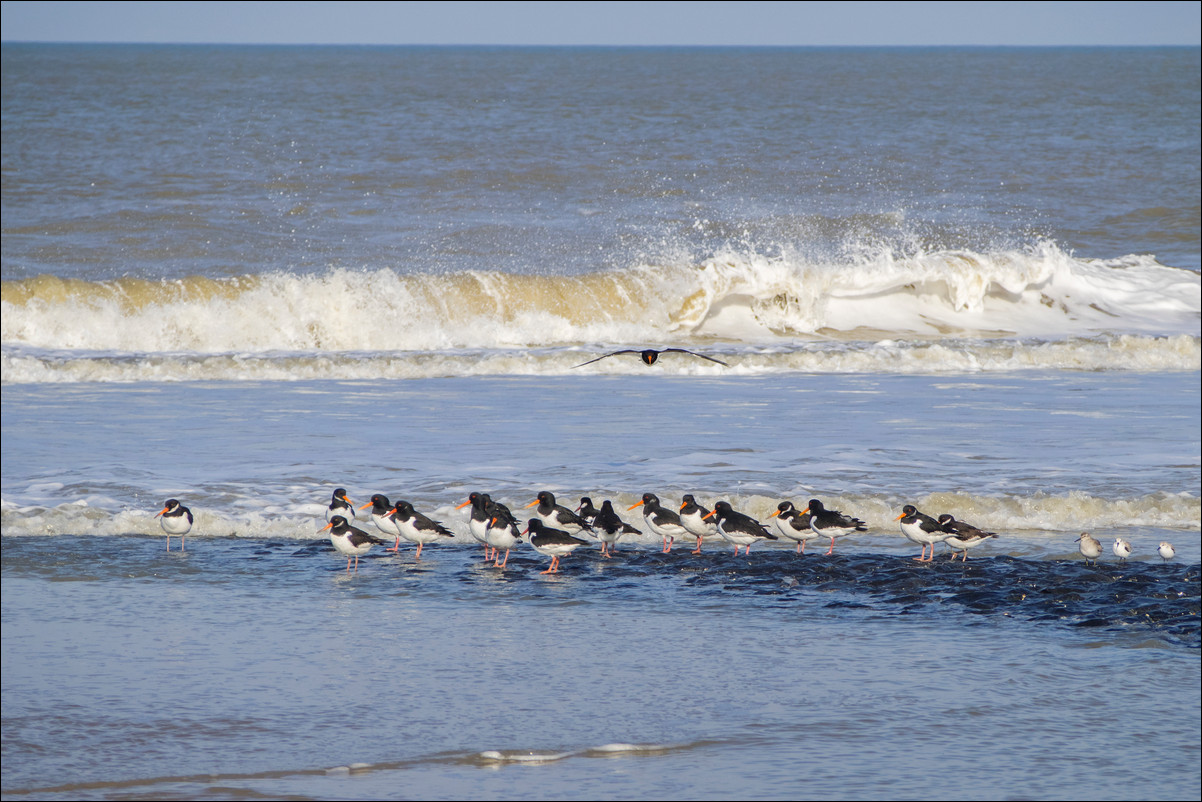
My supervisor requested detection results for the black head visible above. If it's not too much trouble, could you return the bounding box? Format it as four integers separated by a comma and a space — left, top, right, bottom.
901, 505, 918, 516
777, 501, 795, 513
639, 350, 661, 365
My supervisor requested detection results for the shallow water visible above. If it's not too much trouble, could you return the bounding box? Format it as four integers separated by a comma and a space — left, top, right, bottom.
2, 535, 1198, 801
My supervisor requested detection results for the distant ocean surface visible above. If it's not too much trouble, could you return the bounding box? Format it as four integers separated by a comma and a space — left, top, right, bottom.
2, 45, 1199, 800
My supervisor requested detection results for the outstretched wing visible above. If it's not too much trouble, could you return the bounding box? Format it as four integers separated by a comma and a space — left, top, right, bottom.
660, 348, 729, 366
572, 348, 728, 368
571, 350, 644, 368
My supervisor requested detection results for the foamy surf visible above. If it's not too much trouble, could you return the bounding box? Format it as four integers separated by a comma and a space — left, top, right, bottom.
2, 243, 1197, 384
3, 490, 1196, 543
2, 333, 1197, 383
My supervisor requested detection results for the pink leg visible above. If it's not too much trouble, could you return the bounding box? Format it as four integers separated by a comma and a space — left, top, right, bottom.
388, 537, 401, 552
415, 543, 424, 560
691, 537, 703, 555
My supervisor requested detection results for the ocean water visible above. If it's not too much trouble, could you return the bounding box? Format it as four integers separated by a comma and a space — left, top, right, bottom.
2, 45, 1199, 800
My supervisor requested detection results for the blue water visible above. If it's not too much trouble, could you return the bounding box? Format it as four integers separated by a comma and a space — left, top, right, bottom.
2, 44, 1199, 800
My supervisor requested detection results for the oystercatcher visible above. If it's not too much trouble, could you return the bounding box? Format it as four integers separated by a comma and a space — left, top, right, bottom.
572, 348, 728, 368
524, 519, 590, 574
628, 492, 689, 552
804, 499, 867, 555
323, 515, 386, 573
704, 501, 777, 556
769, 501, 818, 554
156, 499, 193, 551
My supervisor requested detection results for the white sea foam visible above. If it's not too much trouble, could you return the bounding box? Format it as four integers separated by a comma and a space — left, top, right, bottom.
3, 491, 1195, 541
2, 244, 1197, 386
2, 332, 1197, 383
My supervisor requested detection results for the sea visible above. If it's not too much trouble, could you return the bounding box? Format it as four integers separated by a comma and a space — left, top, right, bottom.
1, 44, 1199, 800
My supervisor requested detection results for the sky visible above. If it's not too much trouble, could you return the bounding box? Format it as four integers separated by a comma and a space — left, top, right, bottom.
2, 1, 1199, 46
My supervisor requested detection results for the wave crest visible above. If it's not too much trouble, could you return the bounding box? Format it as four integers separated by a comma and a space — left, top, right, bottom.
2, 243, 1198, 379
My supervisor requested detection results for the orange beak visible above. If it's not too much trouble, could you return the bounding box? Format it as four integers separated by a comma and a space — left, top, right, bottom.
456, 500, 471, 510
525, 500, 540, 509
627, 501, 642, 511
321, 521, 333, 531
769, 510, 781, 518
895, 513, 905, 521
703, 510, 715, 520
358, 501, 372, 510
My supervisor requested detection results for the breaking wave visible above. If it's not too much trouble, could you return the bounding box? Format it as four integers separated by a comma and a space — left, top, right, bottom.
3, 242, 1198, 383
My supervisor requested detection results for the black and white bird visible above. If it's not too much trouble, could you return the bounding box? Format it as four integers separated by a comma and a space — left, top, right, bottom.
896, 505, 949, 562
457, 491, 497, 561
628, 492, 689, 553
523, 519, 590, 574
323, 515, 386, 573
484, 498, 524, 569
937, 514, 998, 561
387, 500, 456, 560
526, 491, 594, 535
704, 501, 777, 556
679, 494, 720, 554
575, 497, 602, 528
156, 498, 193, 551
359, 493, 403, 550
1076, 532, 1103, 565
769, 501, 818, 555
590, 499, 641, 557
325, 488, 357, 523
572, 348, 729, 368
804, 499, 867, 555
